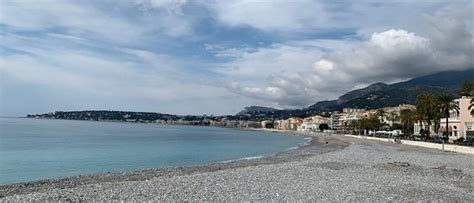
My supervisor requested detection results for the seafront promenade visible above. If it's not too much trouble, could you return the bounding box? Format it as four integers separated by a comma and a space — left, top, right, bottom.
2, 134, 473, 201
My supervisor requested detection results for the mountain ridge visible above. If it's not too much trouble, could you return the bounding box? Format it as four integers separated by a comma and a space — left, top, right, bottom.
240, 69, 474, 118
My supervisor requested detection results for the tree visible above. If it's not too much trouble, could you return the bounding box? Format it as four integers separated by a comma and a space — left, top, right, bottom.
387, 111, 399, 129
400, 109, 415, 137
349, 120, 358, 134
342, 121, 349, 134
364, 114, 382, 132
375, 109, 387, 130
470, 98, 474, 116
437, 93, 459, 140
416, 92, 438, 136
459, 80, 474, 116
414, 108, 425, 133
459, 81, 474, 97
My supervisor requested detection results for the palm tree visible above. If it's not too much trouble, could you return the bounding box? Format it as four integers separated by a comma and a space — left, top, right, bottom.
470, 98, 474, 116
437, 93, 459, 140
400, 109, 415, 137
432, 109, 443, 135
388, 111, 399, 128
375, 109, 386, 130
414, 108, 425, 134
459, 80, 474, 115
416, 92, 438, 136
342, 121, 349, 134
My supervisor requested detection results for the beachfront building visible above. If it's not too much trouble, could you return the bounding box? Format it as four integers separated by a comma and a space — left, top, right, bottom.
261, 120, 274, 129
413, 121, 437, 136
297, 115, 331, 132
275, 119, 291, 130
330, 111, 342, 130
331, 108, 366, 133
288, 117, 303, 131
380, 104, 416, 126
330, 105, 414, 133
238, 121, 262, 128
438, 97, 474, 142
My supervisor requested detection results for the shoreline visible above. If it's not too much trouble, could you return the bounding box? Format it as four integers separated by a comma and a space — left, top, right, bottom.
1, 117, 313, 186
2, 135, 473, 201
0, 132, 342, 198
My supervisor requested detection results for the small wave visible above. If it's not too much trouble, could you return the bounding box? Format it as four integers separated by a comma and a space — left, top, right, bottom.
220, 137, 311, 164
220, 155, 265, 163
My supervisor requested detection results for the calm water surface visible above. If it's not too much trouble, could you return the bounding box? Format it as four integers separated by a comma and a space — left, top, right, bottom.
0, 117, 306, 184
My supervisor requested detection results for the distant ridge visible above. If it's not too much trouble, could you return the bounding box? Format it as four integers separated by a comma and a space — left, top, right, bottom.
239, 69, 474, 118
237, 106, 280, 116
28, 69, 474, 122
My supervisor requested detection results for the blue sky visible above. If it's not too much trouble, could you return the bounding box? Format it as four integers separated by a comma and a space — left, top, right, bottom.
1, 0, 473, 116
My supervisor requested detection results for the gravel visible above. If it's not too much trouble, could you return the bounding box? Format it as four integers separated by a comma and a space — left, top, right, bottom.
1, 134, 473, 201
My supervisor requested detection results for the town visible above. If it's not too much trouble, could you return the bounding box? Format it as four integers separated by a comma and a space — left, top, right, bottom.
28, 82, 474, 146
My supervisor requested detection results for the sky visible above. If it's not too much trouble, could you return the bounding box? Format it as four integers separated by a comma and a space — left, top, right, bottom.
0, 0, 473, 116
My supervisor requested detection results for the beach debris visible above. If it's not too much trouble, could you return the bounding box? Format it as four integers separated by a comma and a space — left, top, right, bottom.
432, 165, 447, 170
386, 161, 410, 167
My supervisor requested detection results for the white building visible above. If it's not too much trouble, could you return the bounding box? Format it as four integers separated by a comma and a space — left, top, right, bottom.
298, 115, 330, 132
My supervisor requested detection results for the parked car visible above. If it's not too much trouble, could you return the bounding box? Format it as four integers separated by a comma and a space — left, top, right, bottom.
432, 135, 445, 143
462, 137, 474, 146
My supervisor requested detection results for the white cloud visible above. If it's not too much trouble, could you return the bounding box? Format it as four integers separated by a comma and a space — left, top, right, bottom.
313, 59, 335, 73
0, 0, 194, 42
1, 0, 473, 115
0, 0, 144, 42
216, 10, 473, 108
136, 0, 188, 13
214, 44, 324, 81
0, 33, 246, 115
208, 0, 328, 32
369, 29, 429, 49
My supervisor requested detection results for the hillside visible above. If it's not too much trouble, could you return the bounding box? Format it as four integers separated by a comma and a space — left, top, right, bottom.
237, 106, 280, 116
239, 69, 474, 118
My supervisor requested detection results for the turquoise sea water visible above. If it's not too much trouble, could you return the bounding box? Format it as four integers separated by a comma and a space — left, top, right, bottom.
0, 117, 306, 184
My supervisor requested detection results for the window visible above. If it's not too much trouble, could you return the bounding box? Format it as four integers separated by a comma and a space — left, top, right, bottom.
466, 122, 473, 130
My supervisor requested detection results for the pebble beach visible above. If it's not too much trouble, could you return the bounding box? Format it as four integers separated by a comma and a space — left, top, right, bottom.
1, 134, 473, 201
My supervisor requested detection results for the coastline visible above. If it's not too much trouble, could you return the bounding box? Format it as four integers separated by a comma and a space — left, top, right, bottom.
0, 132, 342, 198
2, 135, 474, 201
1, 117, 313, 184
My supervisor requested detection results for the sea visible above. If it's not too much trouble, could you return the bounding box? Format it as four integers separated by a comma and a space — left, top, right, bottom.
0, 117, 306, 184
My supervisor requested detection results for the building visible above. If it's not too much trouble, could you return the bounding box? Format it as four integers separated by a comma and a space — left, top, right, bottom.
342, 108, 365, 113
298, 115, 330, 132
238, 120, 261, 128
261, 120, 274, 129
331, 111, 342, 130
413, 121, 437, 135
331, 108, 366, 133
275, 119, 291, 130
381, 104, 416, 126
439, 97, 474, 142
288, 117, 303, 131
331, 105, 417, 133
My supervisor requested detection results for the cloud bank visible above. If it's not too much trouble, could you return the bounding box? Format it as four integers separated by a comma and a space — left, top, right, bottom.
217, 8, 473, 107
1, 0, 473, 115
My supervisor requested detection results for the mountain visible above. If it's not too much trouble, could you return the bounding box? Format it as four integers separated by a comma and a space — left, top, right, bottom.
391, 69, 474, 89
236, 106, 280, 116
308, 69, 473, 111
338, 82, 390, 104
238, 69, 474, 118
